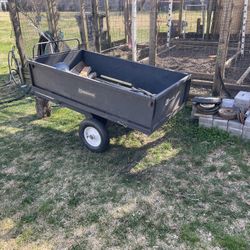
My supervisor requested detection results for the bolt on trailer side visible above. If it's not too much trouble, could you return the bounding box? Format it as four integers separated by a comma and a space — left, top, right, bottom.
28, 49, 191, 134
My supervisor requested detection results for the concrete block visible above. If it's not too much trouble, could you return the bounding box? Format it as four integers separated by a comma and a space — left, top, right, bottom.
245, 116, 250, 127
213, 118, 228, 131
234, 91, 250, 111
199, 116, 213, 128
242, 125, 250, 140
228, 120, 243, 130
221, 99, 234, 109
228, 127, 243, 137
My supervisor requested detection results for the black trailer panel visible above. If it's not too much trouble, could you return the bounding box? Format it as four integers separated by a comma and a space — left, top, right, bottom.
28, 49, 191, 135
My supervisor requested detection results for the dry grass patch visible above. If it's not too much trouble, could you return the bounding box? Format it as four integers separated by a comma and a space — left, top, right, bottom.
0, 98, 249, 249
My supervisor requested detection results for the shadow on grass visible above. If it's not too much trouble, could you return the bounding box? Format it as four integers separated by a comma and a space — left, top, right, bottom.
0, 105, 250, 248
0, 107, 239, 177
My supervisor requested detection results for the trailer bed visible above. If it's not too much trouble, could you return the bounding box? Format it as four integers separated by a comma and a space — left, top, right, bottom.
29, 49, 191, 135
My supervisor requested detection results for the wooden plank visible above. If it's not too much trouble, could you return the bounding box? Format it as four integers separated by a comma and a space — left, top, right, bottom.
225, 51, 241, 68
192, 79, 250, 92
237, 66, 250, 85
101, 44, 127, 53
149, 0, 158, 65
213, 0, 233, 96
79, 0, 89, 50
192, 72, 214, 81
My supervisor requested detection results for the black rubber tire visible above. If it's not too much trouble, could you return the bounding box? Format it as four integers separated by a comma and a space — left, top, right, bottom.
79, 118, 109, 153
192, 97, 222, 105
92, 115, 108, 126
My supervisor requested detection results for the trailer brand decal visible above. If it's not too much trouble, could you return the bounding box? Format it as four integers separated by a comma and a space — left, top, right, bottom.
78, 88, 96, 98
165, 96, 176, 106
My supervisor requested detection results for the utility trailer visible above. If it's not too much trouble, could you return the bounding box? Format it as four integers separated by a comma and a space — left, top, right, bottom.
28, 45, 191, 152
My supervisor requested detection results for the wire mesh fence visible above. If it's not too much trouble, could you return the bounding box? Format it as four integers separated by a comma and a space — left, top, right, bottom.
18, 1, 48, 57
14, 0, 250, 87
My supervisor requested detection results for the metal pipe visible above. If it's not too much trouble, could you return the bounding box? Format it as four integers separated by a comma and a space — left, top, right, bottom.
131, 0, 137, 61
167, 0, 173, 48
241, 0, 249, 55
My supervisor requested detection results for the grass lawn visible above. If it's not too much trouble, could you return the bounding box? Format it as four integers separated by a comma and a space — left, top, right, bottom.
0, 12, 250, 250
0, 12, 13, 74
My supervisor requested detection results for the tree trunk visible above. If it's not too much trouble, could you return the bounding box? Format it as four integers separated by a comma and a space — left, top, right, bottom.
46, 0, 59, 39
79, 0, 89, 49
92, 0, 101, 52
213, 0, 233, 96
178, 0, 184, 36
35, 97, 51, 119
8, 0, 26, 69
104, 0, 112, 48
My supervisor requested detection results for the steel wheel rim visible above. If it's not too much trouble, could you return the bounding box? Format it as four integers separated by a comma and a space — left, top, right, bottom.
84, 127, 102, 147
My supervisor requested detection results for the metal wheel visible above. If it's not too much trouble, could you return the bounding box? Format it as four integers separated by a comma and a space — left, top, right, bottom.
84, 127, 102, 148
79, 118, 109, 153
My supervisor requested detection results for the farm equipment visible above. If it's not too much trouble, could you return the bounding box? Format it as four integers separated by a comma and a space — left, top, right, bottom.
28, 39, 191, 152
0, 47, 30, 105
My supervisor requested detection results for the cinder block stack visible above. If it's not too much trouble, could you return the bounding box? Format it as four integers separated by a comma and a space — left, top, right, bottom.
243, 116, 250, 140
198, 91, 250, 141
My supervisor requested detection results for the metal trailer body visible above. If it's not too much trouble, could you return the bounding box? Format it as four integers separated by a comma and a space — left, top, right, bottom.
28, 49, 191, 137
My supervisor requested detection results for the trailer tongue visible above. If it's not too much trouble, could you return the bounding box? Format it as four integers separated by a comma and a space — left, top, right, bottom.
28, 47, 191, 152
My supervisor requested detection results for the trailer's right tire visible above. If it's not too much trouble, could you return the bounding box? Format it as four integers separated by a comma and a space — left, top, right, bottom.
79, 119, 109, 153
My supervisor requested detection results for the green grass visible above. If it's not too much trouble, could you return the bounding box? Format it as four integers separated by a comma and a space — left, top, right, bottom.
16, 10, 204, 57
1, 11, 250, 250
0, 101, 249, 249
0, 12, 14, 74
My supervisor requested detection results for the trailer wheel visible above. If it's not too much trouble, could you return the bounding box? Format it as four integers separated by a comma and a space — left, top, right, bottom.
79, 119, 109, 153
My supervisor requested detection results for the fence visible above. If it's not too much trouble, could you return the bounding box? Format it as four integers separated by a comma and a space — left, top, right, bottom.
10, 0, 250, 92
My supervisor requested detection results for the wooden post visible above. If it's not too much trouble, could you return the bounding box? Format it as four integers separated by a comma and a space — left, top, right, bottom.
92, 0, 101, 52
79, 0, 89, 49
46, 0, 59, 39
211, 0, 221, 37
213, 0, 233, 96
124, 0, 132, 47
124, 0, 129, 43
8, 0, 26, 69
201, 0, 205, 39
149, 0, 158, 66
131, 0, 137, 61
178, 0, 184, 36
104, 0, 112, 48
35, 97, 51, 119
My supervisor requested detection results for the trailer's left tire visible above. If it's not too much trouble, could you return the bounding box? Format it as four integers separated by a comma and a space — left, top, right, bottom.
79, 119, 109, 153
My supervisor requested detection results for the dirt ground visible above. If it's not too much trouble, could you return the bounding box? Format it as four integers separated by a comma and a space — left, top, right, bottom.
105, 43, 250, 85
226, 50, 250, 84
157, 45, 219, 74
